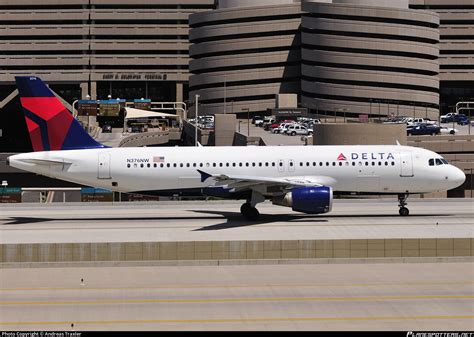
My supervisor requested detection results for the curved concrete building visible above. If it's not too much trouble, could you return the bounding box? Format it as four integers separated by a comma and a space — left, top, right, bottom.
188, 1, 303, 116
301, 1, 440, 119
410, 0, 474, 115
189, 0, 441, 118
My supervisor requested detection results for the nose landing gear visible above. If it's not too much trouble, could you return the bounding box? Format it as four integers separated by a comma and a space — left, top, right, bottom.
398, 194, 409, 216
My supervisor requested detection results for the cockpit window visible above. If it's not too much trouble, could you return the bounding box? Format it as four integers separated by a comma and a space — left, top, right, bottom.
429, 159, 434, 166
441, 159, 449, 165
435, 159, 443, 166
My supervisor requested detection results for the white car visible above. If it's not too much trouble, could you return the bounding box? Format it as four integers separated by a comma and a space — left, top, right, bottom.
440, 126, 458, 135
272, 122, 296, 134
285, 124, 313, 136
254, 118, 264, 127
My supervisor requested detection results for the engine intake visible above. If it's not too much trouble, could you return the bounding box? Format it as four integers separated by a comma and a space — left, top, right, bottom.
272, 186, 333, 214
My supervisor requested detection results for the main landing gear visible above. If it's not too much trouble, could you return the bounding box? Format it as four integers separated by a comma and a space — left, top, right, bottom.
240, 202, 259, 220
398, 194, 409, 216
240, 191, 265, 220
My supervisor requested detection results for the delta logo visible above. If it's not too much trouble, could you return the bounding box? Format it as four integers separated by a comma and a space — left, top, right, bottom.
337, 153, 347, 161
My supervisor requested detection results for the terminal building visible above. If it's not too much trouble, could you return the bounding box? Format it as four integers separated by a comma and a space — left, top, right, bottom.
189, 0, 442, 119
0, 0, 473, 151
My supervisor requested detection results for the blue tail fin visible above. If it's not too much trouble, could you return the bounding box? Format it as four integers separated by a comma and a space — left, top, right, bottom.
15, 76, 107, 151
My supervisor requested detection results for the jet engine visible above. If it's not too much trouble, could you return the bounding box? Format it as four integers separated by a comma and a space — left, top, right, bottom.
272, 186, 333, 214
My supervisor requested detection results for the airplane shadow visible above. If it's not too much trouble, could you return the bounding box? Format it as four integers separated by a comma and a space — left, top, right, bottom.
1, 215, 222, 225
2, 211, 454, 232
190, 210, 454, 231
190, 210, 328, 231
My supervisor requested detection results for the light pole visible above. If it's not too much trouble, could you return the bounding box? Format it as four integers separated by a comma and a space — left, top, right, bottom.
195, 94, 200, 147
242, 108, 250, 136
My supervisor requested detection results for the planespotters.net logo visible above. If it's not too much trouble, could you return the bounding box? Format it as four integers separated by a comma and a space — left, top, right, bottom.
407, 333, 474, 337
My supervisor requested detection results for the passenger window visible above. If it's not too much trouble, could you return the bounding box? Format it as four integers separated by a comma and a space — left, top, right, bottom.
300, 162, 303, 167
226, 163, 229, 167
306, 162, 310, 166
279, 162, 283, 167
259, 163, 262, 167
332, 162, 336, 166
180, 163, 183, 167
339, 162, 342, 166
167, 163, 171, 168
365, 162, 369, 166
372, 162, 375, 166
352, 162, 356, 166
173, 163, 177, 168
140, 164, 144, 168
326, 162, 329, 166
265, 162, 269, 167
219, 163, 223, 167
319, 162, 323, 166
127, 164, 131, 168
192, 163, 196, 167
429, 159, 434, 166
391, 162, 395, 166
246, 163, 249, 167
385, 162, 388, 166
213, 163, 216, 167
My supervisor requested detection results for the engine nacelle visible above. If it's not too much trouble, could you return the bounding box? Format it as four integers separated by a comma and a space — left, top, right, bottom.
272, 186, 333, 214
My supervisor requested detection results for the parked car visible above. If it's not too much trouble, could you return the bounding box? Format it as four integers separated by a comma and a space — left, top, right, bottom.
440, 126, 457, 135
102, 124, 112, 133
405, 117, 437, 126
440, 112, 456, 123
252, 115, 263, 124
272, 122, 296, 134
407, 124, 440, 136
284, 124, 313, 136
454, 114, 470, 125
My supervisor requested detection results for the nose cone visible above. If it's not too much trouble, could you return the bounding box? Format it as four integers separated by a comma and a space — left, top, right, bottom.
450, 166, 466, 188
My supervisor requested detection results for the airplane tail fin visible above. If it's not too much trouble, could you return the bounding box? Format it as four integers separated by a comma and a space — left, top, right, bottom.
15, 76, 106, 151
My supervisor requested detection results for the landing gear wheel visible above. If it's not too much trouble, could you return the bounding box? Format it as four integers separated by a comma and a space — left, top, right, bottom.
240, 202, 260, 220
397, 194, 409, 216
399, 207, 409, 216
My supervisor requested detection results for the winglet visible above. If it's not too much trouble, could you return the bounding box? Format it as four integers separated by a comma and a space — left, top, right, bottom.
197, 169, 212, 183
396, 140, 401, 146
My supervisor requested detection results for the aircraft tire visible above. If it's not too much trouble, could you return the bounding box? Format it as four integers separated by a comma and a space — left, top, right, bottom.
399, 207, 409, 216
241, 203, 260, 220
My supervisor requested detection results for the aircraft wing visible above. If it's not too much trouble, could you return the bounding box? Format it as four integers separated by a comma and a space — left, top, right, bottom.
197, 169, 336, 191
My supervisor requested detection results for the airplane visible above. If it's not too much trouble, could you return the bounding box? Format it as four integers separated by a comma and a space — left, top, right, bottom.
7, 76, 466, 219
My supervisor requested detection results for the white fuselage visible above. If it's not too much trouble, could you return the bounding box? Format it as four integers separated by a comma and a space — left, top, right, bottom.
8, 145, 465, 196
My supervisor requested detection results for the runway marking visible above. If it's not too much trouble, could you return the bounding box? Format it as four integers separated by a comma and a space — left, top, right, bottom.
1, 295, 473, 306
1, 315, 473, 326
1, 281, 473, 292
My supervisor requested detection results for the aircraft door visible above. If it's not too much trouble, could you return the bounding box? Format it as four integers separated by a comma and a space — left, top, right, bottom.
98, 153, 111, 179
399, 152, 414, 177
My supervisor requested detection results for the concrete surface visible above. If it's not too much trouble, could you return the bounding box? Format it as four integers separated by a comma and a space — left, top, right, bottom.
0, 262, 472, 331
1, 199, 472, 245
